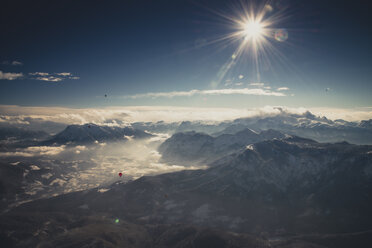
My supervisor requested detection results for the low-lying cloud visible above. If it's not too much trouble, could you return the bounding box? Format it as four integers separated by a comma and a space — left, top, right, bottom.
1, 137, 206, 200
1, 105, 372, 131
0, 145, 66, 157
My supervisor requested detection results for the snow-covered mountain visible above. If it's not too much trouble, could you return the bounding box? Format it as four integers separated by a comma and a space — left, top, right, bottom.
132, 110, 372, 144
2, 115, 372, 247
158, 128, 286, 165
42, 123, 152, 145
359, 119, 372, 129
227, 111, 372, 144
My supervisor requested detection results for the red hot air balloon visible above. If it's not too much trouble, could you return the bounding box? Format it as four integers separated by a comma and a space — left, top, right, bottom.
118, 172, 123, 177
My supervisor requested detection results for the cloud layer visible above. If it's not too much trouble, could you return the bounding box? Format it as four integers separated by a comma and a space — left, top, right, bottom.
124, 87, 286, 99
1, 105, 372, 131
0, 145, 65, 157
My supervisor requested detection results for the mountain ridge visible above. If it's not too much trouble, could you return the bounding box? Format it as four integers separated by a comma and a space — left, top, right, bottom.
41, 123, 152, 145
8, 137, 372, 235
158, 128, 286, 165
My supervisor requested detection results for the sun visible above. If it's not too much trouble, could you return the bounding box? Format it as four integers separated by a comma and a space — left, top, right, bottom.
243, 20, 264, 40
207, 1, 288, 84
232, 8, 273, 50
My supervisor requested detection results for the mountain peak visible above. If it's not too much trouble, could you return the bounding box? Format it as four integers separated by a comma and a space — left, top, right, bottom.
42, 124, 151, 145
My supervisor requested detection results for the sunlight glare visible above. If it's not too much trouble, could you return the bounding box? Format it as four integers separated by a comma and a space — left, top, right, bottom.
243, 20, 264, 40
209, 1, 289, 85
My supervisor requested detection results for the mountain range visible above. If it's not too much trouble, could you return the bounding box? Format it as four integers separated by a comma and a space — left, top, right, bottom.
158, 128, 285, 165
1, 111, 372, 247
41, 123, 152, 145
2, 110, 372, 146
133, 110, 372, 145
2, 135, 372, 247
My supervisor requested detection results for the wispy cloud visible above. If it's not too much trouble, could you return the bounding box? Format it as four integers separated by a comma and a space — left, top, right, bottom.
29, 72, 49, 76
124, 88, 286, 99
12, 61, 23, 66
277, 87, 290, 91
55, 72, 72, 76
0, 71, 79, 82
2, 60, 23, 66
0, 71, 23, 80
250, 82, 265, 87
29, 72, 79, 82
35, 76, 63, 82
224, 79, 232, 86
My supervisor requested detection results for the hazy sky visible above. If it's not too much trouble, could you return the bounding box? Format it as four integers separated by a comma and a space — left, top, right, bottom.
1, 0, 371, 109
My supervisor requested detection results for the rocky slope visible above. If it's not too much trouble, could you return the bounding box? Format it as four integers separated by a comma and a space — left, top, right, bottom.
158, 129, 285, 165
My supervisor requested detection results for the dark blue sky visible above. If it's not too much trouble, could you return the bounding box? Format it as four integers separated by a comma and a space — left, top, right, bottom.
1, 0, 371, 108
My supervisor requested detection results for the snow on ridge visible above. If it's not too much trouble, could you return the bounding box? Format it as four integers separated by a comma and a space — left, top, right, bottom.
246, 144, 254, 150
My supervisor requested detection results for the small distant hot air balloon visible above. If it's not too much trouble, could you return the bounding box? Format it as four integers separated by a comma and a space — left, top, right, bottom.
104, 94, 107, 98
118, 172, 123, 177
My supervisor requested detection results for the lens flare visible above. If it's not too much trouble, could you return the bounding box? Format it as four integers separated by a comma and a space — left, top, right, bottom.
207, 1, 289, 85
274, 29, 288, 42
